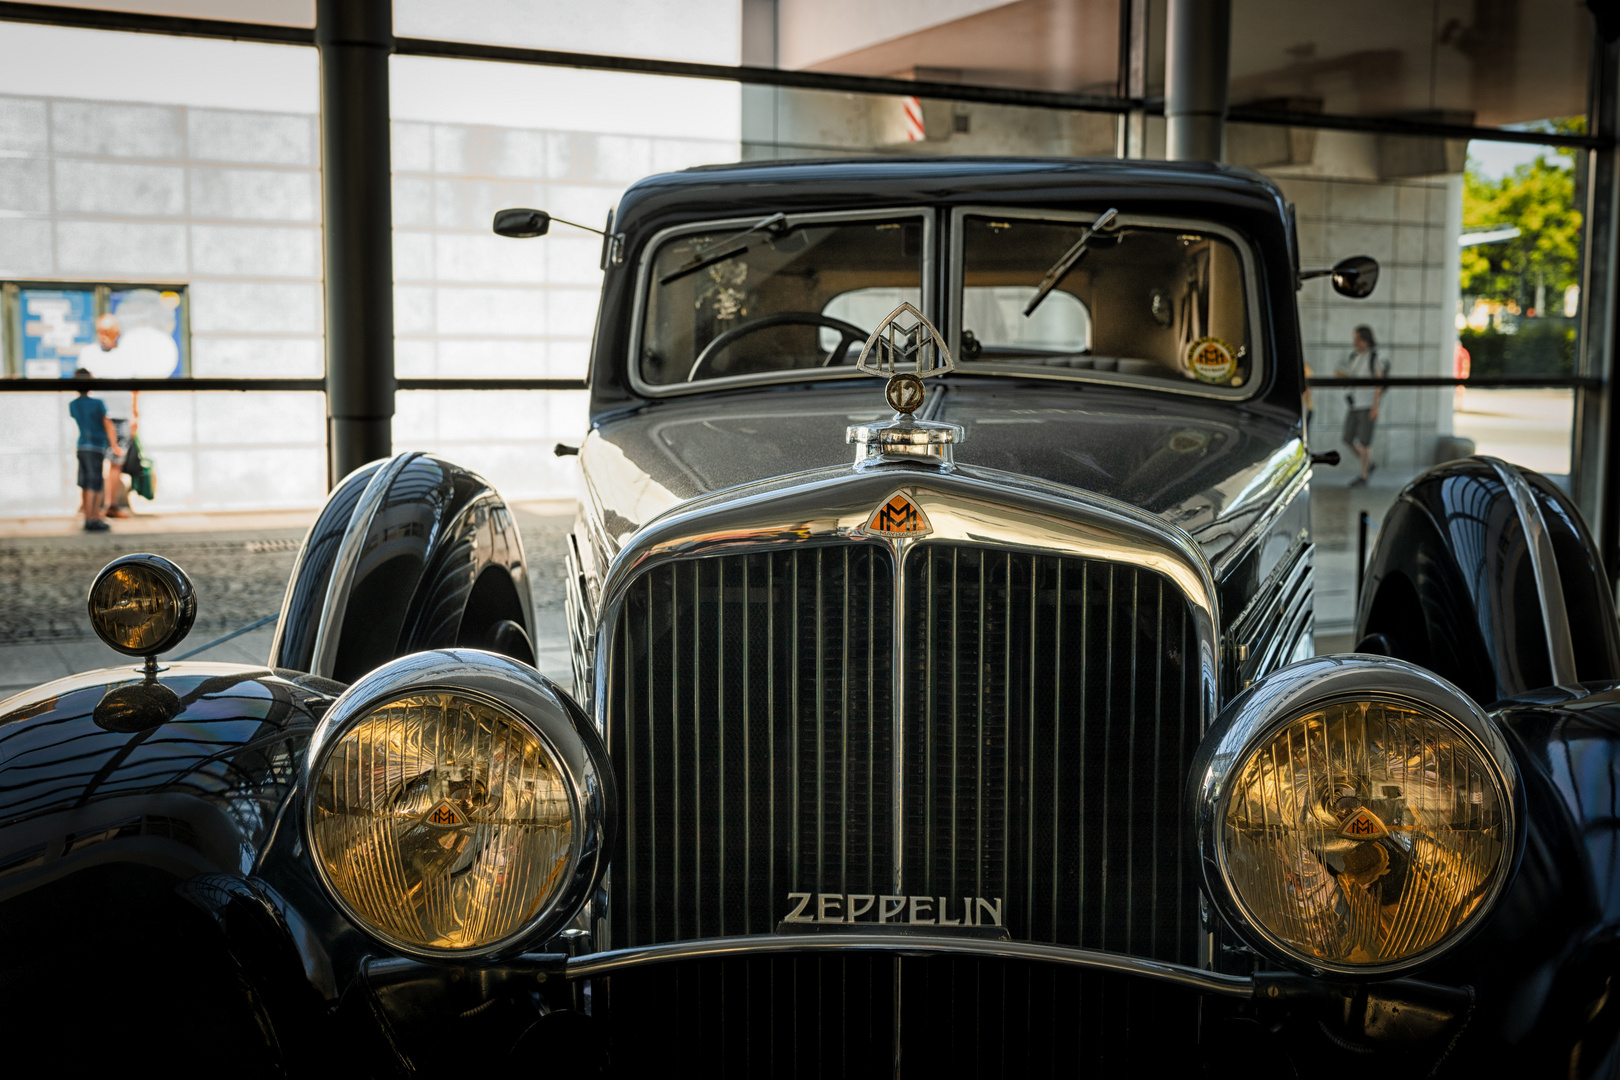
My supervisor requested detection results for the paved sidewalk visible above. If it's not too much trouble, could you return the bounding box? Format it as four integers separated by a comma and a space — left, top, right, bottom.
0, 501, 576, 700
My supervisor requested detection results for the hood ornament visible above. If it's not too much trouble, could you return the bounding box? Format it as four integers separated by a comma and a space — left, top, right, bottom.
847, 303, 965, 471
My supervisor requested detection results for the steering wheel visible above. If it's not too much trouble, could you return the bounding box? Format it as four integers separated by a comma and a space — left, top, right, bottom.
687, 311, 870, 382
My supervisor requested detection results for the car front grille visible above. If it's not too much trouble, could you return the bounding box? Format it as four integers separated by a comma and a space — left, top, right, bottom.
608, 545, 895, 945
602, 539, 1205, 1065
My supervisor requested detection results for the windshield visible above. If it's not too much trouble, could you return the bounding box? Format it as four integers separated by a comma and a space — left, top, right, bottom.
639, 214, 925, 387
957, 213, 1255, 392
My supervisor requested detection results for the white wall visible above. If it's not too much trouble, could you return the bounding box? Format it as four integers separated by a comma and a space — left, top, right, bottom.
0, 22, 741, 518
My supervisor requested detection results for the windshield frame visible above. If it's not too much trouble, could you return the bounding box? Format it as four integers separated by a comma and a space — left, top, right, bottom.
947, 205, 1265, 401
628, 206, 938, 399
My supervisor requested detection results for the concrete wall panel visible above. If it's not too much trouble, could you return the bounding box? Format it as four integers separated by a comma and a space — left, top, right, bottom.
191, 336, 321, 378
188, 280, 320, 334
0, 96, 47, 153
190, 223, 318, 278
0, 158, 51, 213
434, 231, 547, 284
0, 218, 53, 276
54, 159, 184, 216
55, 220, 186, 276
190, 165, 317, 222
188, 109, 313, 166
394, 285, 436, 335
51, 100, 183, 159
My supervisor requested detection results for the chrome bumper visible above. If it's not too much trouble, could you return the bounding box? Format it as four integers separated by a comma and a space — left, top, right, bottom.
562, 932, 1251, 998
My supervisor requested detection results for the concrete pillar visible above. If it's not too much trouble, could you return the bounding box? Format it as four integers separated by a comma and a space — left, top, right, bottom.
317, 0, 395, 486
1164, 0, 1230, 162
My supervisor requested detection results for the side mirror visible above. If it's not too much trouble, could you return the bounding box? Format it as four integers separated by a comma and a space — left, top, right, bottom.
493, 208, 551, 239
1330, 255, 1379, 299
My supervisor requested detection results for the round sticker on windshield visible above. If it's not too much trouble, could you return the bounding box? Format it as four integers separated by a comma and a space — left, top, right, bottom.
1188, 337, 1236, 384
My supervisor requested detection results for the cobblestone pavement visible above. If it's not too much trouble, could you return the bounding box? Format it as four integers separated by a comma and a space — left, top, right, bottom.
0, 508, 575, 697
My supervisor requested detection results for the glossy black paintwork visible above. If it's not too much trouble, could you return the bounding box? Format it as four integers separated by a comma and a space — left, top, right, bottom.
0, 661, 578, 1068
0, 664, 337, 1063
271, 454, 535, 683
1416, 686, 1620, 1074
1357, 459, 1620, 704
271, 459, 381, 671
583, 381, 1299, 547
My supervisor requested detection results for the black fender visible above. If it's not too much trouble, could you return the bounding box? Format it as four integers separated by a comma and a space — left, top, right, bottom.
0, 665, 339, 1068
1355, 456, 1620, 705
268, 452, 537, 684
1411, 686, 1620, 1076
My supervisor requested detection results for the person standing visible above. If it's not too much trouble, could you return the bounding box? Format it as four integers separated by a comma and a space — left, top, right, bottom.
1336, 325, 1388, 487
68, 367, 117, 532
79, 314, 139, 517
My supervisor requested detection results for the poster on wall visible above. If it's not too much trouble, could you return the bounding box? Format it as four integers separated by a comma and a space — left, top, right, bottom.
19, 288, 95, 379
99, 288, 185, 378
5, 282, 188, 379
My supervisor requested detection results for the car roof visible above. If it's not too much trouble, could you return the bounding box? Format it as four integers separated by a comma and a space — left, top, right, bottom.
615, 155, 1289, 224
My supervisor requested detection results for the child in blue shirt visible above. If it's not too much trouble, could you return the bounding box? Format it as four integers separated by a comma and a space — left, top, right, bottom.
69, 367, 118, 531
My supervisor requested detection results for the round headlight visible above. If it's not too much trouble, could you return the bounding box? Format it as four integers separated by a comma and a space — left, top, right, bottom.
305, 650, 612, 960
87, 553, 196, 657
1195, 656, 1519, 976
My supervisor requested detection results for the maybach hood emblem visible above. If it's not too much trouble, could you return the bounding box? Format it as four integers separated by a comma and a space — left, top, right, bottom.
856, 302, 954, 416
864, 491, 931, 537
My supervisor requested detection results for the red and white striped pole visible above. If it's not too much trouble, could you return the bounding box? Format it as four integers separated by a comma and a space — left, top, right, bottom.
903, 96, 925, 142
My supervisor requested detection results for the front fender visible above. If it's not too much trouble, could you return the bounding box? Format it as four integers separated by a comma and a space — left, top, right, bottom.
0, 664, 339, 1065
1421, 685, 1620, 1076
1357, 457, 1620, 705
269, 452, 536, 684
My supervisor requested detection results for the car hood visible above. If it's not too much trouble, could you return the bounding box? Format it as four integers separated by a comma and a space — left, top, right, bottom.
580, 380, 1305, 573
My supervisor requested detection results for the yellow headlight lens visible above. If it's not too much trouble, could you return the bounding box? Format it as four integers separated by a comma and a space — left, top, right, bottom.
89, 564, 181, 653
310, 692, 575, 953
1222, 699, 1509, 968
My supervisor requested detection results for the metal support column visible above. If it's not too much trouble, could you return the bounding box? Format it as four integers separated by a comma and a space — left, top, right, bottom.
1116, 0, 1150, 159
1164, 0, 1230, 162
317, 0, 395, 486
1575, 31, 1620, 580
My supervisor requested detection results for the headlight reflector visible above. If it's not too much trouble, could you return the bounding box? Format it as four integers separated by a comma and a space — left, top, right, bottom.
304, 651, 611, 960
311, 692, 573, 953
1198, 658, 1518, 976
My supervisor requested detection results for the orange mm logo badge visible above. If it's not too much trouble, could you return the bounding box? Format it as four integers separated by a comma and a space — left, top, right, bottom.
864, 492, 931, 537
1338, 806, 1389, 840
425, 800, 467, 828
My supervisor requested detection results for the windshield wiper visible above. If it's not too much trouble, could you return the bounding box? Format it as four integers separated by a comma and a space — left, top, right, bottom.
1022, 207, 1119, 318
658, 212, 788, 286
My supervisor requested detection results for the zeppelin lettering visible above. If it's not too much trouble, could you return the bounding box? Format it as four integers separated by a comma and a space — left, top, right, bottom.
783, 892, 1003, 927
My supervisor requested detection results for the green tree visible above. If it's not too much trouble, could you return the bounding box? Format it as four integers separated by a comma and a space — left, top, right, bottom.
1460, 149, 1582, 311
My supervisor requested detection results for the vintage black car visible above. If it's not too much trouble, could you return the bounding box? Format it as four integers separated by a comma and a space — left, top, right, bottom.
3, 158, 1618, 1076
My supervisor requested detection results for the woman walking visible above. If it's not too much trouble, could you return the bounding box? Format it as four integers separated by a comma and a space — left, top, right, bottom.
1336, 325, 1388, 487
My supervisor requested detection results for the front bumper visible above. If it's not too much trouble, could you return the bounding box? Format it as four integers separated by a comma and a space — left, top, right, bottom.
354, 932, 1472, 1073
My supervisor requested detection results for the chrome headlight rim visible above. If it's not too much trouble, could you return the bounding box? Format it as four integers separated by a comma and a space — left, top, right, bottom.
1193, 655, 1522, 978
302, 649, 612, 963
